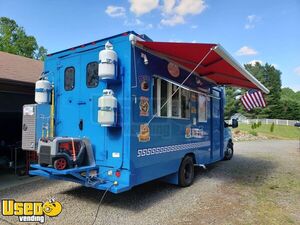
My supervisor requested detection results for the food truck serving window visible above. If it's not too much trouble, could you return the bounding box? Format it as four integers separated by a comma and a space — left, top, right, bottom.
153, 77, 190, 119
86, 62, 99, 88
198, 94, 207, 122
64, 67, 75, 91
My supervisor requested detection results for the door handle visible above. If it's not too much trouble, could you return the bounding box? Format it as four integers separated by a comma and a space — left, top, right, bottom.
79, 119, 83, 131
77, 101, 86, 105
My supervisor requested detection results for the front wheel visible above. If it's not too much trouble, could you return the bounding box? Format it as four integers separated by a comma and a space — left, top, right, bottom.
224, 142, 234, 160
178, 156, 194, 187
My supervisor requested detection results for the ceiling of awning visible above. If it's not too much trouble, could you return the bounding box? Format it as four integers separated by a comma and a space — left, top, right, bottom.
135, 41, 269, 94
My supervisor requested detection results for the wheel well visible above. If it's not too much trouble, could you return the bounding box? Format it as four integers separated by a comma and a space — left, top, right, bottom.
185, 153, 196, 164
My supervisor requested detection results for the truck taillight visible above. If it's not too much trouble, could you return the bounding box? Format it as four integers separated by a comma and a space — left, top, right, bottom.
115, 170, 121, 177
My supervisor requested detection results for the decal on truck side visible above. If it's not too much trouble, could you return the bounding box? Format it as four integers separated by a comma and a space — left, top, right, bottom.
137, 141, 210, 157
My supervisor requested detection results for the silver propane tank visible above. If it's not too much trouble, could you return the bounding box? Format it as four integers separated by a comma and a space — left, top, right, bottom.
98, 41, 118, 80
35, 79, 51, 104
98, 89, 117, 126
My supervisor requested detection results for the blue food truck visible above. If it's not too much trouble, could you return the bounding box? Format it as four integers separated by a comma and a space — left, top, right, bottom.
23, 31, 269, 193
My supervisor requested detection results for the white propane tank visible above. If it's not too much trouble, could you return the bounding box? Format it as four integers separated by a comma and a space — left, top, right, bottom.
98, 89, 117, 126
35, 79, 51, 104
98, 41, 118, 80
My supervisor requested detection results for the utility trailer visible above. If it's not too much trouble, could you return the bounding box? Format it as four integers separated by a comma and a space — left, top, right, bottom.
24, 31, 269, 193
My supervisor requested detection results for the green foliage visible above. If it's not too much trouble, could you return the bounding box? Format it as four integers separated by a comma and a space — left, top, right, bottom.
249, 130, 258, 136
0, 17, 47, 60
224, 87, 237, 119
251, 123, 257, 129
238, 124, 300, 139
225, 62, 300, 120
244, 63, 282, 119
251, 122, 261, 129
270, 122, 275, 132
35, 46, 47, 61
272, 99, 300, 120
281, 88, 300, 104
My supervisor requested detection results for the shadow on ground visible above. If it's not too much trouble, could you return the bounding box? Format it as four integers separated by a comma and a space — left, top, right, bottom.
61, 153, 277, 211
201, 154, 278, 186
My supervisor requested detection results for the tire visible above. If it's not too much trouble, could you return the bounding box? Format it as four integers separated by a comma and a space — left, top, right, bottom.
178, 156, 195, 187
224, 142, 234, 160
53, 157, 68, 170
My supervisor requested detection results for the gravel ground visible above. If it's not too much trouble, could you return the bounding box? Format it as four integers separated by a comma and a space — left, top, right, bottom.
0, 140, 299, 225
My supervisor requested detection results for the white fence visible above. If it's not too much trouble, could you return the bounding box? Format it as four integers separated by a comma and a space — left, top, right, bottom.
239, 118, 298, 126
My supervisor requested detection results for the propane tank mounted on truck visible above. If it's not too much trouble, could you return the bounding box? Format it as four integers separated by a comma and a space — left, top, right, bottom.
23, 31, 269, 193
98, 89, 118, 127
35, 79, 51, 104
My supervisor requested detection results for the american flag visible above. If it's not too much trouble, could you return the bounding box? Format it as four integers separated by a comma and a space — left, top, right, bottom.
241, 89, 266, 111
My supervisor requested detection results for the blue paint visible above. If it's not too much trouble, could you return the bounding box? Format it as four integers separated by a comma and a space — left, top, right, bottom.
29, 32, 232, 193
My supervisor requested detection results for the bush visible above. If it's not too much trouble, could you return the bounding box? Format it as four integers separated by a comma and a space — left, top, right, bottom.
251, 123, 257, 129
270, 122, 275, 132
258, 121, 262, 127
249, 130, 258, 136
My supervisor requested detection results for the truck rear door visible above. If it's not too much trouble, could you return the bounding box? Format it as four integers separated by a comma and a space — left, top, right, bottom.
56, 53, 107, 161
56, 55, 81, 137
79, 51, 106, 162
56, 48, 124, 166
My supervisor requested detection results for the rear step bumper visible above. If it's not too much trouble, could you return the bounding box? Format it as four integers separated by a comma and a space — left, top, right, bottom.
30, 164, 131, 193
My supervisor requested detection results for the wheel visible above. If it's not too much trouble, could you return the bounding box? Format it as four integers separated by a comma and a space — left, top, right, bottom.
53, 157, 68, 170
224, 142, 234, 160
178, 156, 194, 187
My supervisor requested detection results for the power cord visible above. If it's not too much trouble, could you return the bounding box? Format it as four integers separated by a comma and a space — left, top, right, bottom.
91, 183, 114, 225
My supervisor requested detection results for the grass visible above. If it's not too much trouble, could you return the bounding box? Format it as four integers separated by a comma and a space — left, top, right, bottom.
248, 130, 258, 136
252, 171, 300, 225
234, 123, 300, 140
231, 153, 300, 225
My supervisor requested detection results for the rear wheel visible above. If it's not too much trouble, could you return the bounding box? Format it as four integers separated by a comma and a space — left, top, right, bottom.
53, 157, 68, 170
178, 156, 194, 187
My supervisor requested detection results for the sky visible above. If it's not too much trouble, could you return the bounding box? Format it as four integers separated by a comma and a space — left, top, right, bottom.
0, 0, 300, 91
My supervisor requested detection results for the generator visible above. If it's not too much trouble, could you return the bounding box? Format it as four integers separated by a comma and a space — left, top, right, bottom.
37, 137, 93, 170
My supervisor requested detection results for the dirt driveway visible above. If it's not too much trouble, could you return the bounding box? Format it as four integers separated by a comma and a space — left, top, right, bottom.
0, 140, 299, 225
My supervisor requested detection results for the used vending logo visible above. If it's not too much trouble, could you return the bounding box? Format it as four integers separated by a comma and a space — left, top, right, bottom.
1, 198, 62, 224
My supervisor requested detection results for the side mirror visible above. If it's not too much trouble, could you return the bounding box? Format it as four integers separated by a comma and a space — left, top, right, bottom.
231, 118, 238, 128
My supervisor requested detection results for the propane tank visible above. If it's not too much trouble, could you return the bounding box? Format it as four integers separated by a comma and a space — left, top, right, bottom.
98, 41, 118, 80
35, 79, 51, 104
98, 89, 117, 126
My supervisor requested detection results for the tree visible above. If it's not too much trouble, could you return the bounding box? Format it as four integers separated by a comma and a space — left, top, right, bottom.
35, 46, 47, 61
224, 87, 236, 119
225, 61, 300, 120
244, 62, 282, 119
0, 17, 47, 60
273, 99, 300, 120
281, 87, 300, 104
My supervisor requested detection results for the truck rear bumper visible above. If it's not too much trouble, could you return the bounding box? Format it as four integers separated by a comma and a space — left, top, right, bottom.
29, 164, 131, 193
